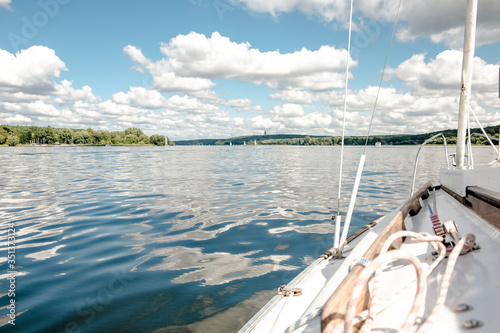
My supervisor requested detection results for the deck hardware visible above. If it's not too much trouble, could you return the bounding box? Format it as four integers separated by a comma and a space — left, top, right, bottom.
332, 248, 344, 259
455, 304, 473, 312
320, 250, 333, 259
442, 221, 478, 255
278, 285, 302, 297
443, 220, 461, 244
463, 319, 482, 329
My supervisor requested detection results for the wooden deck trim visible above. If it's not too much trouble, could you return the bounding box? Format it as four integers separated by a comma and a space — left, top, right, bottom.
320, 182, 434, 332
466, 186, 500, 210
442, 185, 500, 230
465, 186, 500, 229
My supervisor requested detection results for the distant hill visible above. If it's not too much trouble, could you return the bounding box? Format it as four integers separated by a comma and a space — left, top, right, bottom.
174, 125, 499, 146
175, 134, 317, 146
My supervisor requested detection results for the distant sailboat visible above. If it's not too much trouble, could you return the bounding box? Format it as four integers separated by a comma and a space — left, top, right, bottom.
254, 140, 257, 145
244, 141, 246, 145
230, 141, 232, 146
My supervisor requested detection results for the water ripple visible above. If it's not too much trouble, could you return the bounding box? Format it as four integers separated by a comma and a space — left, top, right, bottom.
0, 145, 495, 332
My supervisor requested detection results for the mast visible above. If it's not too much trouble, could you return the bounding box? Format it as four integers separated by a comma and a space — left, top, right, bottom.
456, 0, 478, 168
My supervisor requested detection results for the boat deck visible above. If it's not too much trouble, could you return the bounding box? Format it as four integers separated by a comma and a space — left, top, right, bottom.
367, 188, 500, 332
239, 185, 500, 332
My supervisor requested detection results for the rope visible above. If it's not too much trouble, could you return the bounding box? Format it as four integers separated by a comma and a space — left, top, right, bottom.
341, 250, 427, 333
271, 293, 293, 333
331, 232, 473, 333
283, 307, 322, 333
417, 236, 472, 331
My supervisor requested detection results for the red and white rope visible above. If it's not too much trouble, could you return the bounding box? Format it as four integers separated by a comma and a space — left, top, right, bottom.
332, 232, 474, 333
417, 235, 474, 331
359, 231, 445, 333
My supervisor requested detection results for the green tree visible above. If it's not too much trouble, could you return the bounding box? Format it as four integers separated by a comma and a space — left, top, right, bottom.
92, 130, 105, 145
73, 131, 91, 144
86, 128, 98, 144
101, 131, 111, 144
150, 134, 166, 146
125, 134, 138, 144
139, 134, 150, 144
0, 127, 10, 144
125, 127, 145, 138
110, 131, 124, 144
7, 135, 18, 146
58, 128, 73, 144
33, 126, 57, 144
17, 127, 33, 144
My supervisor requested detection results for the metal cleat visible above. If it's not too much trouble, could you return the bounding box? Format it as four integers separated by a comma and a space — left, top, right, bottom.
278, 285, 303, 297
441, 220, 478, 255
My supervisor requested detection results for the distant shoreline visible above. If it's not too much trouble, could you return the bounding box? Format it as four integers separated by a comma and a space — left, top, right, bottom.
0, 125, 174, 147
1, 124, 498, 147
1, 143, 165, 147
174, 124, 499, 146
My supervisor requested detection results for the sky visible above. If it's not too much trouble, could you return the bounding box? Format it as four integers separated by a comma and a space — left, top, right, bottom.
0, 0, 499, 140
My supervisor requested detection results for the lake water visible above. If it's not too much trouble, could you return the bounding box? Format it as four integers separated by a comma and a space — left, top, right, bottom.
0, 145, 496, 332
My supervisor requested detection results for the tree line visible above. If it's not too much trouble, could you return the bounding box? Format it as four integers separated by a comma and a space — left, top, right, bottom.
258, 128, 498, 146
175, 125, 499, 146
0, 125, 174, 146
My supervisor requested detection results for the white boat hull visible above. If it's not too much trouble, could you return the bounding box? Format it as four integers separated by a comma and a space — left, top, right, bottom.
240, 178, 500, 332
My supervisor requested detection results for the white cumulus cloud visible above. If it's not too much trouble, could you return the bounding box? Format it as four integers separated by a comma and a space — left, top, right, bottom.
125, 32, 353, 93
0, 46, 67, 94
230, 0, 349, 22
0, 0, 11, 10
233, 0, 500, 48
113, 86, 168, 109
386, 50, 500, 96
357, 0, 500, 48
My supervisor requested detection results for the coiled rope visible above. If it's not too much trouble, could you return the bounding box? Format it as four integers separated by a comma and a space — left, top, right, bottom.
332, 232, 474, 333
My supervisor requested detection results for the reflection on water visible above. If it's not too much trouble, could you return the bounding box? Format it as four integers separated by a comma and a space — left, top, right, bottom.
0, 145, 495, 332
133, 246, 298, 286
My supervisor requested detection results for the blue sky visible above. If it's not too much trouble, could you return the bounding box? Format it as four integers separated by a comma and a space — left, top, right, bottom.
0, 0, 499, 140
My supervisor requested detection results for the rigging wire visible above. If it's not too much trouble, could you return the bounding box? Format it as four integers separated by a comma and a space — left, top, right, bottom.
336, 0, 403, 251
337, 0, 355, 216
333, 0, 354, 250
362, 0, 403, 154
469, 103, 499, 154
